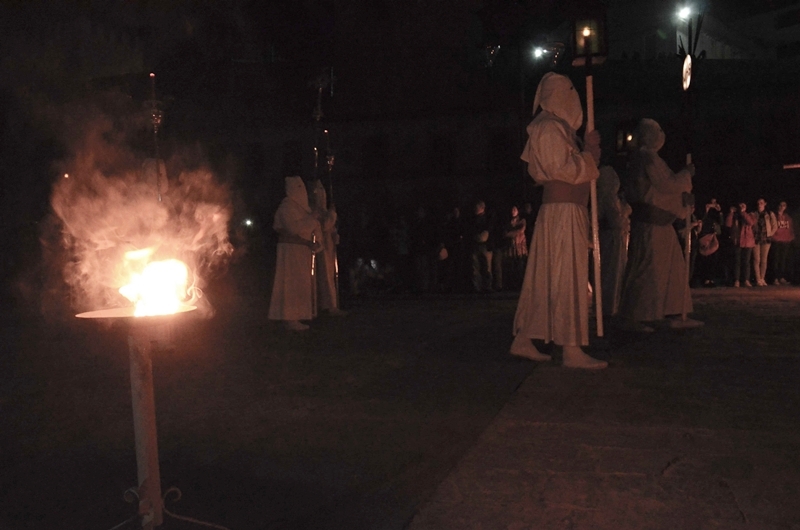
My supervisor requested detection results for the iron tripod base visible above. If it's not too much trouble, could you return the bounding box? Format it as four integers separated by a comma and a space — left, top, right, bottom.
112, 319, 230, 530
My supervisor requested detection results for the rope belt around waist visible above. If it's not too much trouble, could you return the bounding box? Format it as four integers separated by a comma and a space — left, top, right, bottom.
541, 180, 590, 206
278, 234, 312, 246
629, 202, 677, 226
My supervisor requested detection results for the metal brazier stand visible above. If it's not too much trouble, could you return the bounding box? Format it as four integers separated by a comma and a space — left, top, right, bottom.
77, 305, 195, 529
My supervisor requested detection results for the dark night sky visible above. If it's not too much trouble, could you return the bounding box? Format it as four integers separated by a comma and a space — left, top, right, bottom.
1, 0, 799, 309
0, 0, 792, 119
1, 1, 798, 216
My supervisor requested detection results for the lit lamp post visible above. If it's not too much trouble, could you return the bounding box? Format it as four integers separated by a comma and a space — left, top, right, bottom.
531, 43, 564, 68
572, 10, 607, 337
678, 6, 694, 62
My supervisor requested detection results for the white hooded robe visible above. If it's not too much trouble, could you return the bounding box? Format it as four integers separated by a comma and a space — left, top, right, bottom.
268, 177, 321, 321
310, 180, 339, 311
597, 165, 631, 316
619, 119, 693, 321
513, 72, 599, 347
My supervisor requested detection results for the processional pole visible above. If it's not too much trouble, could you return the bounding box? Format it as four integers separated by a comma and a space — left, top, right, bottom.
312, 68, 336, 200
679, 8, 703, 321
682, 23, 693, 323
312, 68, 341, 308
573, 16, 607, 338
585, 44, 603, 338
146, 73, 165, 202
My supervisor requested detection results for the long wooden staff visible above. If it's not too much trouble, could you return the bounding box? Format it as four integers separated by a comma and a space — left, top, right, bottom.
682, 154, 692, 321
311, 234, 318, 317
324, 129, 341, 309
585, 69, 604, 337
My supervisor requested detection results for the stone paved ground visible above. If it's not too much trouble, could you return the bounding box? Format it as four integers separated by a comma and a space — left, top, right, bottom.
408, 287, 800, 530
1, 282, 799, 529
0, 284, 534, 530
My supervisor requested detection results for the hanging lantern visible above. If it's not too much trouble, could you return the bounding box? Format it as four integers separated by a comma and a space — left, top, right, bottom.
571, 8, 608, 67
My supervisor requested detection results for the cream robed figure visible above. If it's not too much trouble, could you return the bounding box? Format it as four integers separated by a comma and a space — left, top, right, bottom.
268, 176, 322, 331
596, 165, 631, 317
310, 179, 346, 315
510, 72, 607, 370
618, 119, 702, 330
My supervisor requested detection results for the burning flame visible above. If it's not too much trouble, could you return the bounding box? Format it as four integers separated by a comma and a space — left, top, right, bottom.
118, 248, 191, 316
48, 99, 234, 318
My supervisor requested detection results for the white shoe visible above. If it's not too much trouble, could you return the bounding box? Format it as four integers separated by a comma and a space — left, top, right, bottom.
669, 317, 704, 329
562, 346, 607, 370
284, 320, 309, 331
510, 335, 552, 362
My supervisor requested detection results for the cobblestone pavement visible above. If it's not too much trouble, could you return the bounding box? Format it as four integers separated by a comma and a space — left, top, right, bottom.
1, 285, 799, 529
409, 287, 800, 530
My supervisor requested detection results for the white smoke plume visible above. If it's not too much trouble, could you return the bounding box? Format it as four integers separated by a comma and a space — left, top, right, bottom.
48, 94, 233, 316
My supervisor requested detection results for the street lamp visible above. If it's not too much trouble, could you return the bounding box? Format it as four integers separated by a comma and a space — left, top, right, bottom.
530, 43, 564, 68
680, 8, 693, 59
677, 4, 703, 60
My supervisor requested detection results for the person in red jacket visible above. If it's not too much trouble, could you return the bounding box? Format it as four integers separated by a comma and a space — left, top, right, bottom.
725, 202, 756, 287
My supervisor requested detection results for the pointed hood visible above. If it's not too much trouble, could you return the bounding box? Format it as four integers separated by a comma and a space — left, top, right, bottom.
285, 176, 310, 213
597, 165, 621, 200
532, 72, 584, 131
310, 179, 327, 212
635, 119, 666, 152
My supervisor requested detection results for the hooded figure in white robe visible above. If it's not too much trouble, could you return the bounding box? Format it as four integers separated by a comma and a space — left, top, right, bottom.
510, 72, 607, 369
618, 119, 701, 328
268, 177, 321, 329
310, 179, 344, 314
597, 165, 631, 316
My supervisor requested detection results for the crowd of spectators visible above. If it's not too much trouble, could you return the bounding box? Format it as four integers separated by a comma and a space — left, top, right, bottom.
343, 191, 798, 298
346, 197, 540, 297
690, 196, 796, 288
